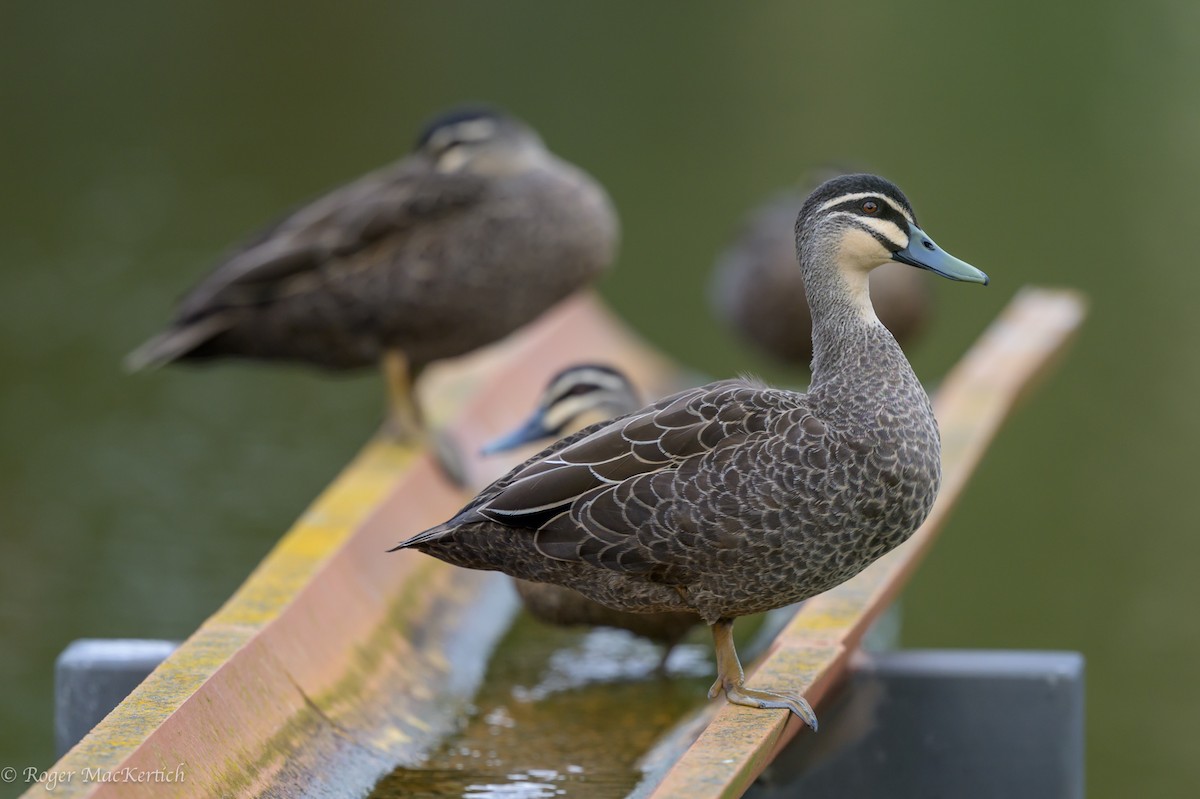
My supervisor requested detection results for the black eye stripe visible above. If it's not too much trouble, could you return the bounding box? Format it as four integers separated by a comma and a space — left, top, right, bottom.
825, 198, 911, 250
548, 381, 607, 405
828, 198, 911, 236
828, 197, 902, 219
563, 382, 599, 398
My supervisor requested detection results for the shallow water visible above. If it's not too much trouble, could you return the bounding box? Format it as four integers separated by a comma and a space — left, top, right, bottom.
4, 3, 1200, 797
368, 613, 716, 799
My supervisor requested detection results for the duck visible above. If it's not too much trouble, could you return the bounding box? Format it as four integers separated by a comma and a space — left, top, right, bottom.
126, 106, 619, 439
712, 167, 934, 367
394, 174, 987, 730
480, 364, 641, 456
481, 364, 702, 661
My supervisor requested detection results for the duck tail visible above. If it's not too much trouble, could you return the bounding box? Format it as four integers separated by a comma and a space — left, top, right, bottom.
389, 522, 455, 553
123, 315, 230, 372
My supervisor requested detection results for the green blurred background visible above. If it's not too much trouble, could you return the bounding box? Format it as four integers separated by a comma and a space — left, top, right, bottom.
2, 1, 1196, 795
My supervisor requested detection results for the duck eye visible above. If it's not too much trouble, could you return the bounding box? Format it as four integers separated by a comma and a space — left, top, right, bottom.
861, 200, 879, 215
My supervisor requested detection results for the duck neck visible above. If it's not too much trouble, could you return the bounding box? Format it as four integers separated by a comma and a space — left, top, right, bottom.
802, 245, 913, 396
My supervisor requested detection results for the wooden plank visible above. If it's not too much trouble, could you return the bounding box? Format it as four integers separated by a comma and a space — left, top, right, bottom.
640, 287, 1087, 799
31, 292, 679, 799
32, 287, 1084, 799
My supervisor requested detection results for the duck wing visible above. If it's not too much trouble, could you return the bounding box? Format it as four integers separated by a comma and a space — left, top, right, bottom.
174, 161, 489, 322
400, 378, 814, 582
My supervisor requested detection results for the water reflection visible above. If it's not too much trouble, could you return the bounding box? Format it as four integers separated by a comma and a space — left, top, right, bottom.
512, 629, 711, 703
369, 614, 715, 799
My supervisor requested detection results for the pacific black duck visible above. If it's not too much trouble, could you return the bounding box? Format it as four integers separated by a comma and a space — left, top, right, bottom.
126, 106, 619, 439
395, 174, 988, 729
712, 167, 933, 367
481, 364, 640, 456
482, 364, 701, 659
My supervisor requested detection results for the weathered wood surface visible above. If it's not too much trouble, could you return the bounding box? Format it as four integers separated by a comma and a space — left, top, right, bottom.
30, 287, 1084, 799
32, 292, 677, 798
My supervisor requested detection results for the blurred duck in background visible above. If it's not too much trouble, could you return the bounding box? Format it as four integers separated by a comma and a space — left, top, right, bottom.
483, 364, 702, 665
711, 166, 933, 368
127, 106, 619, 440
481, 364, 640, 456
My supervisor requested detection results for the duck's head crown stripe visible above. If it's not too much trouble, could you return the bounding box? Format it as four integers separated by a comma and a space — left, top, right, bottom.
800, 174, 918, 227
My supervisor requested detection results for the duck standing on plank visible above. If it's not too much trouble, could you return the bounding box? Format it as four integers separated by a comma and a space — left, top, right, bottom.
394, 174, 987, 730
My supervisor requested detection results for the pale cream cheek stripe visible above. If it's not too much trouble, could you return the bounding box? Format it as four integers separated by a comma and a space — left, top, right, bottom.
826, 212, 910, 250
542, 395, 599, 432
833, 228, 891, 322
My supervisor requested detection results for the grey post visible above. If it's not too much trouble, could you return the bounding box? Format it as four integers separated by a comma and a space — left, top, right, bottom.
746, 649, 1085, 799
54, 639, 178, 757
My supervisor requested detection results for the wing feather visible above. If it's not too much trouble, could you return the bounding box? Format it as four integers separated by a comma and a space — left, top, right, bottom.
402, 377, 827, 586
176, 164, 488, 321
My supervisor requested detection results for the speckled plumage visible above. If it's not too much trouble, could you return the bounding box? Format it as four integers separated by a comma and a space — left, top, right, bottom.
395, 173, 987, 725
403, 369, 937, 625
484, 365, 702, 650
712, 169, 933, 366
127, 107, 618, 376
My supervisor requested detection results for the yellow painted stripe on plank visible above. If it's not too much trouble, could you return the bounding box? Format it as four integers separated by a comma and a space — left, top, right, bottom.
30, 293, 680, 799
36, 439, 422, 794
208, 441, 417, 629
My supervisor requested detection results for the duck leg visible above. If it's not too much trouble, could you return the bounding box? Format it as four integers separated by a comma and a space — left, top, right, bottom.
707, 618, 818, 731
381, 349, 424, 442
654, 643, 676, 675
380, 349, 473, 487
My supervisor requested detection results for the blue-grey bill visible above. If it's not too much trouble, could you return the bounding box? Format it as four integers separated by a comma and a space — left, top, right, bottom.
892, 223, 989, 285
479, 411, 555, 456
